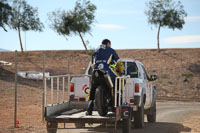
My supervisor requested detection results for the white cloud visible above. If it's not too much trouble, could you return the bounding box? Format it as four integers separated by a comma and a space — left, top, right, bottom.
185, 16, 200, 22
164, 35, 200, 44
97, 9, 140, 15
95, 24, 127, 30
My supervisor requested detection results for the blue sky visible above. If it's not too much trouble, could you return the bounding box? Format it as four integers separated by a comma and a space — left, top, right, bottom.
0, 0, 200, 51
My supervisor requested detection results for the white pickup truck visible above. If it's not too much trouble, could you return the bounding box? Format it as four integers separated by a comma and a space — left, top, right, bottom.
69, 58, 157, 128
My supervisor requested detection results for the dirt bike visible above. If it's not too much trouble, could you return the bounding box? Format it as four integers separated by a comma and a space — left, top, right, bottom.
92, 69, 114, 116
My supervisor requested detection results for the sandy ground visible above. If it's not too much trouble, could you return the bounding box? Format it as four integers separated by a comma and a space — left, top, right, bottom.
0, 79, 200, 133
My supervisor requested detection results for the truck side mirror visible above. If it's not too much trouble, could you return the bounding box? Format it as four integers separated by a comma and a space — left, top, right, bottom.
150, 75, 157, 81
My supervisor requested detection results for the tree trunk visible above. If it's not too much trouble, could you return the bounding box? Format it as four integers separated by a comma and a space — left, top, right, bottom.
157, 23, 161, 53
78, 31, 88, 54
17, 26, 24, 53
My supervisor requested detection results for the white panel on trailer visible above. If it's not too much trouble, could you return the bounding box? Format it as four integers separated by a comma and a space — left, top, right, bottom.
74, 77, 90, 98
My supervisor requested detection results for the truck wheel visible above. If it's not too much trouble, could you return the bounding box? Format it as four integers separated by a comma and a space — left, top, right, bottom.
75, 123, 85, 128
147, 102, 156, 123
134, 102, 144, 128
123, 118, 131, 133
95, 86, 108, 116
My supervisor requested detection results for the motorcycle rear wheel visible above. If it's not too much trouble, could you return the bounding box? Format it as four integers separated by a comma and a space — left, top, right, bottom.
95, 86, 108, 116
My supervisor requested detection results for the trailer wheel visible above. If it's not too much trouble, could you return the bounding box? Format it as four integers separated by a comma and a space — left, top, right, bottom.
95, 86, 108, 116
123, 118, 131, 133
47, 122, 57, 133
75, 123, 85, 128
134, 101, 144, 128
147, 101, 156, 123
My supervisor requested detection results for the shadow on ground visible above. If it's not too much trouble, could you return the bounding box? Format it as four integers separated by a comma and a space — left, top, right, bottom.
83, 122, 191, 133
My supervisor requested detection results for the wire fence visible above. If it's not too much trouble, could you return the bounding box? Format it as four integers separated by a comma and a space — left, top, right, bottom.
0, 50, 89, 131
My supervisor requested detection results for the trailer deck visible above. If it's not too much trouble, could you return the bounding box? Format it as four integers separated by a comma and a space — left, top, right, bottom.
46, 110, 116, 123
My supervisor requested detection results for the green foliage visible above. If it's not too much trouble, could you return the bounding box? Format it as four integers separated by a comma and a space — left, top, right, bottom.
182, 73, 193, 78
48, 0, 96, 53
49, 0, 96, 37
161, 74, 168, 79
145, 0, 187, 52
152, 70, 156, 72
5, 0, 44, 53
10, 0, 44, 31
145, 0, 187, 29
88, 47, 95, 56
0, 0, 12, 31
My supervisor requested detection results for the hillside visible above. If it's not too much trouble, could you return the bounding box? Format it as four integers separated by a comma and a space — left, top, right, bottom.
0, 48, 200, 99
0, 48, 200, 132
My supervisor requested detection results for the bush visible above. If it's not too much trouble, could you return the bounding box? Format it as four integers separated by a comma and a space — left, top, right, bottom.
88, 48, 95, 56
161, 74, 168, 79
182, 73, 193, 78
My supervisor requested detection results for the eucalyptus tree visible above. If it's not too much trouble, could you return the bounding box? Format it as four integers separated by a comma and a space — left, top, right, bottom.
10, 0, 44, 52
49, 0, 96, 54
0, 0, 12, 32
145, 0, 187, 52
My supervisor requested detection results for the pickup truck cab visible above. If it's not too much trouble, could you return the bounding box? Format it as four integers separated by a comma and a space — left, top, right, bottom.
69, 58, 157, 128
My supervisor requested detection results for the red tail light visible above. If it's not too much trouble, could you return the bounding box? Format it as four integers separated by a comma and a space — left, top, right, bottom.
70, 83, 74, 92
79, 98, 86, 102
135, 83, 139, 92
130, 99, 134, 103
74, 98, 78, 102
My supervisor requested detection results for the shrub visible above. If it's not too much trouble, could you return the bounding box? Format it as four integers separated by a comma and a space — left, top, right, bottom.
182, 73, 193, 78
161, 74, 168, 79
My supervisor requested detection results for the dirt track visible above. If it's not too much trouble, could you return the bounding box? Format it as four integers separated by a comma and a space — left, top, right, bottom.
58, 101, 200, 133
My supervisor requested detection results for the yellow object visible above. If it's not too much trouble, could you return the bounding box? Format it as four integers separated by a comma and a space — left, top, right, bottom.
117, 60, 124, 73
110, 64, 116, 68
90, 64, 94, 70
88, 88, 91, 100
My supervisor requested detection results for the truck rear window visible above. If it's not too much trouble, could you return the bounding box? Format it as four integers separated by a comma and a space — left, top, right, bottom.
127, 62, 138, 78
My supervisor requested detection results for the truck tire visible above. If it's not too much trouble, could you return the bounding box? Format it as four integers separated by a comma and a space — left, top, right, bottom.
147, 101, 156, 123
123, 118, 131, 133
134, 101, 144, 128
95, 86, 108, 116
75, 123, 85, 128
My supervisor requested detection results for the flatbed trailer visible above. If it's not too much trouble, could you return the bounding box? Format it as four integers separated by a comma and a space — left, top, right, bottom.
44, 75, 132, 133
45, 101, 132, 133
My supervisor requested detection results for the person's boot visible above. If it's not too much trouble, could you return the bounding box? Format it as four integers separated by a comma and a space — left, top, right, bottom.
86, 100, 94, 115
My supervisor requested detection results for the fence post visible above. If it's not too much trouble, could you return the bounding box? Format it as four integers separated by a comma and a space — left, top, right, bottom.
62, 77, 65, 103
68, 57, 70, 73
57, 77, 59, 104
42, 54, 45, 121
67, 76, 70, 97
14, 50, 18, 128
51, 78, 54, 105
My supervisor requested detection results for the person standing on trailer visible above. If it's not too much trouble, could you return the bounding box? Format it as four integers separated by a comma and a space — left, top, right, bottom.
86, 39, 124, 115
